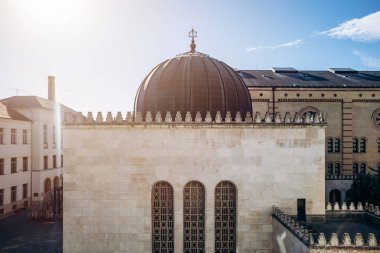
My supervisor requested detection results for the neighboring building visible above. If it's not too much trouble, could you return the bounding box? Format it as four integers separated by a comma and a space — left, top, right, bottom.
0, 102, 32, 215
240, 68, 380, 203
0, 76, 77, 217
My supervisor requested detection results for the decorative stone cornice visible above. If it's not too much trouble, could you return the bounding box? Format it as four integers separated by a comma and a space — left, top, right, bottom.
62, 110, 328, 125
325, 201, 380, 216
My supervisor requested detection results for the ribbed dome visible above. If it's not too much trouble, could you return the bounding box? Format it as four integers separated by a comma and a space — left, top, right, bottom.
134, 51, 252, 120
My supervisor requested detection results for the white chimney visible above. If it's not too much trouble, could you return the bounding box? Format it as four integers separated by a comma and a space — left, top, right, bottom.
48, 76, 55, 101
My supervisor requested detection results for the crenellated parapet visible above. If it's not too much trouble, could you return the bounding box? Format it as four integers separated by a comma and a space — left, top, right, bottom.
272, 206, 313, 246
314, 232, 378, 247
325, 174, 358, 180
273, 205, 379, 250
62, 110, 328, 125
326, 201, 380, 216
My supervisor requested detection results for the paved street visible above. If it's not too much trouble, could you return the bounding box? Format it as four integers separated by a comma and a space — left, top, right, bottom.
0, 210, 62, 253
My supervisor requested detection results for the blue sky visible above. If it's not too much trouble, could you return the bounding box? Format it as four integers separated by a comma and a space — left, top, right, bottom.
0, 0, 379, 112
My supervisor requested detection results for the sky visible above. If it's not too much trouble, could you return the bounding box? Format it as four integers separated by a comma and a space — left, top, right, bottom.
0, 0, 380, 112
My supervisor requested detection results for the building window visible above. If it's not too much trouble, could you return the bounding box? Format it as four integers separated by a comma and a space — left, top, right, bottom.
44, 178, 52, 193
0, 128, 3, 144
61, 155, 63, 167
11, 129, 16, 144
360, 163, 366, 175
299, 106, 319, 120
327, 138, 333, 153
215, 181, 236, 253
183, 181, 205, 252
152, 181, 174, 252
372, 108, 380, 129
353, 163, 359, 176
377, 138, 380, 153
53, 155, 56, 168
353, 138, 359, 153
334, 163, 341, 176
0, 159, 4, 175
44, 156, 48, 170
52, 126, 56, 146
0, 189, 3, 205
23, 157, 28, 171
327, 163, 333, 176
11, 186, 17, 202
11, 158, 17, 173
359, 138, 367, 153
43, 124, 48, 148
22, 129, 27, 144
23, 184, 27, 199
334, 138, 341, 153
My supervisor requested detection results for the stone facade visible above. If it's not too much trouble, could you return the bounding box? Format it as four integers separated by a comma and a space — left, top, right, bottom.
63, 123, 325, 252
0, 111, 32, 215
247, 87, 380, 203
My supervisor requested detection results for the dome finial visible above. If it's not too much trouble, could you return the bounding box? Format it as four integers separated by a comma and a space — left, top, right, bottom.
188, 28, 197, 53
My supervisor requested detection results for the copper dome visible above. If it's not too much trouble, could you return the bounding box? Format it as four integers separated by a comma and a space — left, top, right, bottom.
134, 51, 252, 120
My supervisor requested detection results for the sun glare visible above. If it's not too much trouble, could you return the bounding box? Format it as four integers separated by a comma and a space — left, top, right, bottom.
5, 0, 100, 39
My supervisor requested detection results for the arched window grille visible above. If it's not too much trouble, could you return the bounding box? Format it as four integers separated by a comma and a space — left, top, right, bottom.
360, 138, 367, 153
353, 163, 359, 176
299, 106, 319, 120
334, 138, 341, 153
327, 163, 333, 176
327, 138, 333, 153
183, 181, 205, 253
215, 181, 236, 253
152, 181, 174, 253
360, 163, 366, 175
334, 163, 341, 176
353, 138, 359, 153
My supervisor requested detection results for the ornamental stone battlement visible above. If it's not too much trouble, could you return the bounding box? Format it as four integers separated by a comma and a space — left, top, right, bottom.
62, 110, 328, 125
272, 205, 380, 252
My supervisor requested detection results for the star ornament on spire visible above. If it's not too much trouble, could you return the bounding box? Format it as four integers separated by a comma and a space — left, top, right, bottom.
189, 28, 197, 52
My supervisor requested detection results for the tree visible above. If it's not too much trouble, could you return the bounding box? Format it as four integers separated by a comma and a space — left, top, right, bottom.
346, 168, 380, 206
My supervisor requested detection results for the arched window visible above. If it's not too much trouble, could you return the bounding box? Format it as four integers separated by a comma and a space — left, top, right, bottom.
327, 138, 333, 153
329, 189, 341, 204
360, 138, 367, 153
334, 138, 341, 153
183, 181, 205, 253
215, 181, 236, 253
334, 163, 341, 176
360, 163, 366, 175
327, 163, 333, 176
44, 178, 51, 193
353, 163, 359, 176
353, 138, 359, 153
152, 181, 174, 253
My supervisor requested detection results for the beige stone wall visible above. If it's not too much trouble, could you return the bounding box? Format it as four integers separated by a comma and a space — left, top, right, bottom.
63, 124, 325, 253
249, 88, 380, 176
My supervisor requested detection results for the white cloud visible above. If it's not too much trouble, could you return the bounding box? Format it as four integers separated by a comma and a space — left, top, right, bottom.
246, 39, 303, 52
352, 50, 380, 68
320, 11, 380, 42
